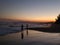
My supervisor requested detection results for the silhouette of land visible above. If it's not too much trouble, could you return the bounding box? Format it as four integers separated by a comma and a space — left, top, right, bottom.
28, 26, 60, 33
0, 14, 60, 36
28, 14, 60, 33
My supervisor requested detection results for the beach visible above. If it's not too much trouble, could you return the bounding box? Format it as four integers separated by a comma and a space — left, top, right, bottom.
0, 30, 60, 45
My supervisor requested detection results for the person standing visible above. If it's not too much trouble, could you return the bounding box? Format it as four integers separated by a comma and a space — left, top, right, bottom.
21, 24, 24, 39
26, 24, 28, 36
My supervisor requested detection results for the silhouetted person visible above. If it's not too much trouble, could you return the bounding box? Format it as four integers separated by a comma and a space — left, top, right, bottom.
21, 24, 24, 39
21, 24, 24, 31
26, 24, 28, 36
21, 31, 24, 39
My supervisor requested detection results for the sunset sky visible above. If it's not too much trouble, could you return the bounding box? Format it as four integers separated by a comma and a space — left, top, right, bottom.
1, 0, 60, 22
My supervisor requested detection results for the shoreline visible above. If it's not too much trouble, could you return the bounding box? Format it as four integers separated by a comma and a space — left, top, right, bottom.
28, 27, 60, 33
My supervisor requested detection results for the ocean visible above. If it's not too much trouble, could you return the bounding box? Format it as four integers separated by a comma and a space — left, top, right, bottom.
0, 22, 60, 45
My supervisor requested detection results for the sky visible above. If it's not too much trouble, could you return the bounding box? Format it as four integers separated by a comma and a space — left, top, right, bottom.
0, 0, 60, 22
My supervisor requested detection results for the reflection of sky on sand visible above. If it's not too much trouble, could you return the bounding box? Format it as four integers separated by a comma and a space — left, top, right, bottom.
0, 30, 60, 45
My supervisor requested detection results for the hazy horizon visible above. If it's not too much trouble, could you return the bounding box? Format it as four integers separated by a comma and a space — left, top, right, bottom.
1, 0, 60, 22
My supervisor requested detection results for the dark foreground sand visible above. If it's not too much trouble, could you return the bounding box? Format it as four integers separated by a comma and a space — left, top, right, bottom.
0, 30, 60, 45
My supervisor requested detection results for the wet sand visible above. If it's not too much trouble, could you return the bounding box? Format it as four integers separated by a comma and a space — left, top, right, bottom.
0, 30, 60, 45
